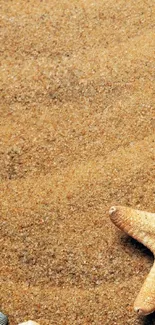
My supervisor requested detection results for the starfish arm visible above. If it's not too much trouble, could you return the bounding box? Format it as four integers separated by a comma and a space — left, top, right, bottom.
109, 205, 155, 315
134, 262, 155, 315
109, 206, 155, 254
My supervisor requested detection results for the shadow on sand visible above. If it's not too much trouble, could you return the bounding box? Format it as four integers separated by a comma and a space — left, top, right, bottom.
142, 313, 155, 325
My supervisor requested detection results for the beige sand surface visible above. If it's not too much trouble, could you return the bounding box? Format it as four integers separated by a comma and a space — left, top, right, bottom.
0, 0, 155, 324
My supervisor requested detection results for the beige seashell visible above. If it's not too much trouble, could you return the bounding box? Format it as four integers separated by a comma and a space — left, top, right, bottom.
109, 205, 155, 315
18, 321, 40, 325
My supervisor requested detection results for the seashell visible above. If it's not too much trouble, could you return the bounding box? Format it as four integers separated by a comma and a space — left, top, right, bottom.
0, 312, 8, 325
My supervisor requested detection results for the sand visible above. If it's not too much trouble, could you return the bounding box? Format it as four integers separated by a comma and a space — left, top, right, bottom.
0, 0, 155, 324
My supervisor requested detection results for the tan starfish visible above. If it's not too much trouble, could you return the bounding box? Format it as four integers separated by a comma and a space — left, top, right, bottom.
109, 205, 155, 316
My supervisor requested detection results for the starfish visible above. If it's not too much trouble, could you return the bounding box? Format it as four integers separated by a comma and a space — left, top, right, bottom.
109, 205, 155, 316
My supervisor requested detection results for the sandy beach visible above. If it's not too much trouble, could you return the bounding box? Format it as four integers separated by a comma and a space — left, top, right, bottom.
0, 0, 155, 324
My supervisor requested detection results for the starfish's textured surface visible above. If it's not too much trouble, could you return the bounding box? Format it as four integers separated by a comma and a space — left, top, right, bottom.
109, 206, 155, 316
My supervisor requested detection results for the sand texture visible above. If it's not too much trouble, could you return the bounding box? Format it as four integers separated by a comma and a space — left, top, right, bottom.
0, 0, 155, 324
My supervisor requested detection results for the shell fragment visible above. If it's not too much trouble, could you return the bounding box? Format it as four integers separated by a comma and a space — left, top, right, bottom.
0, 312, 8, 325
18, 320, 39, 325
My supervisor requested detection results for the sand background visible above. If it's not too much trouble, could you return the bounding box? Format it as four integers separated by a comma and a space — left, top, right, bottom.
0, 0, 155, 324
